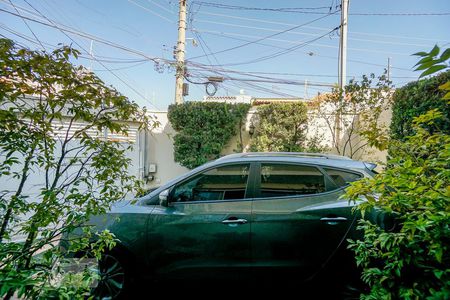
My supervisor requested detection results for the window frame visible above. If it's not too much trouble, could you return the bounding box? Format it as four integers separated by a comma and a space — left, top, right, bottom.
168, 162, 256, 205
253, 162, 339, 201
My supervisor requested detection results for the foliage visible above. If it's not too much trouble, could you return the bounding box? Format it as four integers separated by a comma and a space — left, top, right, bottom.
414, 45, 450, 99
0, 39, 154, 298
346, 46, 450, 299
249, 102, 327, 152
346, 111, 450, 299
390, 70, 450, 141
168, 101, 250, 169
310, 73, 393, 158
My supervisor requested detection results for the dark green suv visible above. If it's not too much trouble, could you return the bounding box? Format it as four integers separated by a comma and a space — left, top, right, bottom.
65, 152, 379, 298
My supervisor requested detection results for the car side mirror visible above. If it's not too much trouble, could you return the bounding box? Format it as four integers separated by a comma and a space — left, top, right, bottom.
159, 189, 170, 207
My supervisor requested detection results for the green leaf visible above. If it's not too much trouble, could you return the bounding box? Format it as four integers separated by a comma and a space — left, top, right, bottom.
412, 51, 429, 57
434, 269, 444, 279
414, 59, 438, 71
413, 56, 433, 67
419, 65, 447, 78
434, 248, 443, 263
438, 81, 450, 90
439, 48, 450, 61
429, 44, 440, 57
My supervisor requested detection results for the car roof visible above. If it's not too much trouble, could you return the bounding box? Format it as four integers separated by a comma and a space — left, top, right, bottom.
214, 152, 369, 171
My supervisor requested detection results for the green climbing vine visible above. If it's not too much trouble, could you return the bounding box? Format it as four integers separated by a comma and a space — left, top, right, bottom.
168, 102, 250, 169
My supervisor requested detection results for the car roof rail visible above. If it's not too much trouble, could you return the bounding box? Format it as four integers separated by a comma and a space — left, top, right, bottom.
219, 152, 352, 160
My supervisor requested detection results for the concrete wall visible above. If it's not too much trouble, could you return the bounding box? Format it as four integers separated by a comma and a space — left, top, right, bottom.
144, 112, 189, 189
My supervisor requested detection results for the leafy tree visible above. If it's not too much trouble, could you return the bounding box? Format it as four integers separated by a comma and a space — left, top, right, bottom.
310, 73, 393, 158
168, 101, 250, 169
346, 46, 450, 299
0, 39, 154, 298
249, 102, 327, 152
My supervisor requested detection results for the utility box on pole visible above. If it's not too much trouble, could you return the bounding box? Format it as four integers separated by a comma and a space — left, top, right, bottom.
182, 83, 189, 96
174, 0, 187, 104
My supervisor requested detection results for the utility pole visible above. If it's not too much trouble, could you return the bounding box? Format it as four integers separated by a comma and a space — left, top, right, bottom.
335, 0, 349, 153
174, 0, 187, 104
304, 79, 309, 99
387, 57, 391, 81
338, 0, 349, 90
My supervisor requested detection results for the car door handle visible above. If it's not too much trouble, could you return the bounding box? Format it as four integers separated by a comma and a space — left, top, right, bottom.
320, 217, 348, 225
222, 218, 248, 225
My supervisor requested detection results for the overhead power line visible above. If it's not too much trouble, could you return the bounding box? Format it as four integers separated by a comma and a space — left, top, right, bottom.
196, 29, 418, 56
147, 0, 175, 14
188, 11, 339, 60
193, 18, 434, 47
190, 26, 340, 67
188, 31, 414, 72
2, 2, 161, 110
6, 0, 45, 50
350, 12, 450, 16
192, 1, 336, 13
194, 10, 450, 43
192, 2, 450, 16
127, 0, 174, 23
0, 7, 170, 65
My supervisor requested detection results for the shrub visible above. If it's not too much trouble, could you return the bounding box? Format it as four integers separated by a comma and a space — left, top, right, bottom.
346, 46, 450, 299
390, 70, 450, 140
346, 110, 450, 299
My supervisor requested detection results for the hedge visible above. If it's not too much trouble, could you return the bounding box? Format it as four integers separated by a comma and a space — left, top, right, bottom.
390, 70, 450, 140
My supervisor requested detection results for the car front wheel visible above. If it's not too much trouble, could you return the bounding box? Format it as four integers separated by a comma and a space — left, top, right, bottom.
93, 251, 134, 299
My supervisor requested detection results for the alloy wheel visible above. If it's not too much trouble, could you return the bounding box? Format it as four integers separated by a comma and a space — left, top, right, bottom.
94, 254, 126, 299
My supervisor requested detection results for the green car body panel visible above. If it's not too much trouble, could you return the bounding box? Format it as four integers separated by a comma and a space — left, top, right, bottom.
65, 152, 377, 281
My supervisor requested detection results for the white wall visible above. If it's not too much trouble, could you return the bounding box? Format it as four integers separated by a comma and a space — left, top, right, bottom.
144, 112, 189, 189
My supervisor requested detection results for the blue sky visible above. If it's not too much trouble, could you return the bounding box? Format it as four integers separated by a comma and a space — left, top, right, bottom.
1, 0, 449, 110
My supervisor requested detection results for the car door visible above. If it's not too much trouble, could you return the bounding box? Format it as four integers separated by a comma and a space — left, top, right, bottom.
147, 163, 255, 279
250, 162, 360, 281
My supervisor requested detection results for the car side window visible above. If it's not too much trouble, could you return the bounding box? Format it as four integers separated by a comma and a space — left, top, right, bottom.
323, 168, 362, 187
259, 164, 325, 198
172, 164, 250, 202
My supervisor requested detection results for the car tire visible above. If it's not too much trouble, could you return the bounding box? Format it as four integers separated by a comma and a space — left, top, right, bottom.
92, 249, 135, 300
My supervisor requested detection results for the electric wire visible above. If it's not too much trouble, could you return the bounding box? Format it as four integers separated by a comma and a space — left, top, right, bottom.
6, 0, 45, 50
0, 6, 171, 65
19, 1, 162, 111
191, 2, 338, 14
191, 27, 340, 67
188, 11, 340, 60
193, 10, 449, 43
147, 0, 175, 14
196, 30, 414, 71
192, 2, 450, 17
127, 0, 174, 23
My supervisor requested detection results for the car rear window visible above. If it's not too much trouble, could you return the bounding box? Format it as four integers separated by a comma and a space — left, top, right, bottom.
323, 168, 362, 187
259, 164, 325, 198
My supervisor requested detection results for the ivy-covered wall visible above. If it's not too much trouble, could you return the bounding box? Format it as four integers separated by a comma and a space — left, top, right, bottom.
390, 70, 450, 140
167, 102, 250, 169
